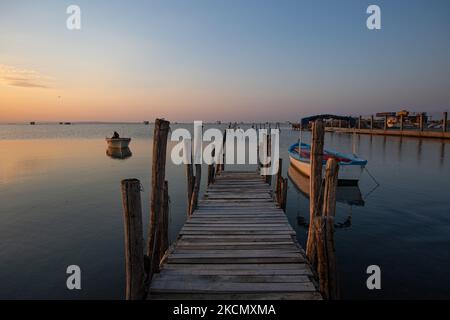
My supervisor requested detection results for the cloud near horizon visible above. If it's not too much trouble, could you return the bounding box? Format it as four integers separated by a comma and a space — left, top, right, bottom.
0, 64, 52, 89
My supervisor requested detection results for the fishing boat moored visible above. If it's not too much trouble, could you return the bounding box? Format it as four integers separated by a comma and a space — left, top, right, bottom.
290, 114, 368, 185
288, 142, 367, 185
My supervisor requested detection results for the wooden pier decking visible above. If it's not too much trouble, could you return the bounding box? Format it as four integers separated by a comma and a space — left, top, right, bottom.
148, 170, 321, 300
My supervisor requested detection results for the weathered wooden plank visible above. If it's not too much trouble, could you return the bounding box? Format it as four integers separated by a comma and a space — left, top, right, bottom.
150, 279, 316, 293
154, 274, 311, 283
162, 263, 309, 270
159, 268, 313, 276
149, 292, 322, 300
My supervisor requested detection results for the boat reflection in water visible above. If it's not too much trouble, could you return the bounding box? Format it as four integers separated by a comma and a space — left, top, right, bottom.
288, 165, 365, 229
106, 147, 133, 160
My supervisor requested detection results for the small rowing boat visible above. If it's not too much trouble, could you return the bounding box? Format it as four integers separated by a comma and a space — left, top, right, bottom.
288, 142, 367, 185
105, 137, 131, 149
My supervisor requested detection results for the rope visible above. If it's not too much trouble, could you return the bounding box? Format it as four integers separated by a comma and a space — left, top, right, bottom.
364, 166, 380, 187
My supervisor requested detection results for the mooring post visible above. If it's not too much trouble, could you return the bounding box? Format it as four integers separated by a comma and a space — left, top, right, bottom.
121, 178, 146, 300
370, 115, 374, 130
147, 118, 170, 278
384, 115, 388, 130
358, 116, 362, 129
306, 120, 324, 265
400, 115, 404, 131
276, 158, 283, 202
190, 164, 201, 215
207, 148, 216, 186
444, 112, 448, 133
221, 129, 226, 171
419, 114, 424, 131
184, 139, 194, 217
281, 178, 288, 212
265, 131, 272, 184
160, 180, 169, 256
315, 158, 339, 300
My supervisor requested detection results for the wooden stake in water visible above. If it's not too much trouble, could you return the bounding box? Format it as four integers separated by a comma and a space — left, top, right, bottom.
315, 158, 340, 300
121, 178, 146, 300
147, 118, 170, 278
306, 120, 324, 265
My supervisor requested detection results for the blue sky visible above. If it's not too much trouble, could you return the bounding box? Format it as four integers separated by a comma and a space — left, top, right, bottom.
1, 0, 449, 121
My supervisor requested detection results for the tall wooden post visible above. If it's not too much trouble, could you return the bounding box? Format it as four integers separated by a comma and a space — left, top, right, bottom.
281, 178, 288, 212
276, 158, 283, 202
315, 158, 339, 300
265, 132, 272, 184
306, 120, 324, 265
184, 139, 194, 217
358, 116, 362, 129
147, 119, 170, 278
121, 179, 146, 300
190, 164, 201, 215
160, 180, 169, 257
384, 115, 388, 130
444, 112, 448, 133
419, 114, 424, 131
400, 115, 404, 131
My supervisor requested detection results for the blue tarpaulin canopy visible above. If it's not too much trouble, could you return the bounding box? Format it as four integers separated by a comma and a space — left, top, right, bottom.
301, 114, 356, 127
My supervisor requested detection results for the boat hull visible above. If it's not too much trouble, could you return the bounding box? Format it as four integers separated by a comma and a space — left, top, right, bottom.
106, 138, 131, 149
289, 155, 363, 185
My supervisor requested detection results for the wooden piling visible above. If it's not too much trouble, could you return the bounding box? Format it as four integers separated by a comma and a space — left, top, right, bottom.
147, 118, 170, 278
384, 115, 388, 131
315, 158, 339, 300
207, 148, 216, 186
160, 180, 169, 256
400, 115, 404, 131
281, 177, 288, 212
184, 139, 194, 217
419, 114, 424, 131
370, 115, 374, 130
265, 131, 272, 185
190, 164, 201, 215
306, 120, 324, 265
358, 116, 362, 129
121, 178, 146, 300
443, 112, 447, 133
276, 158, 283, 201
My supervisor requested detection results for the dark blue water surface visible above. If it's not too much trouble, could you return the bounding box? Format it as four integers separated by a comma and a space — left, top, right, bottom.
1, 124, 449, 299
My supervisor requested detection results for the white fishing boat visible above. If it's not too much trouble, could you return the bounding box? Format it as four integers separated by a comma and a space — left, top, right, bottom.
290, 114, 367, 185
288, 142, 366, 185
105, 137, 131, 149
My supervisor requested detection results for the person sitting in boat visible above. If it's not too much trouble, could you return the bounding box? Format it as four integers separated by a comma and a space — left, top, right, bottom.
112, 131, 120, 139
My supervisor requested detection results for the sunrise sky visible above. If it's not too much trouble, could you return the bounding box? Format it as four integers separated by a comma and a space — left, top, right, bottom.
1, 0, 450, 122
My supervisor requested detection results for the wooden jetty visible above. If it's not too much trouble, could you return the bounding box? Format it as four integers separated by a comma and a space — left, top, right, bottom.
149, 170, 320, 300
120, 118, 340, 300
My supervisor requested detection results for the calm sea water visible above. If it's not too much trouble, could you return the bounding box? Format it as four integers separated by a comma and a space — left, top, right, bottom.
1, 124, 449, 299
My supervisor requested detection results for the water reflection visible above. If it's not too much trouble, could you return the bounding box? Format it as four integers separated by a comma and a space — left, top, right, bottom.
288, 165, 365, 230
288, 165, 365, 207
106, 147, 132, 160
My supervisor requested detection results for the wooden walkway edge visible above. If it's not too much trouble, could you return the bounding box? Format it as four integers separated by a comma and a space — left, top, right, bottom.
148, 170, 321, 300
